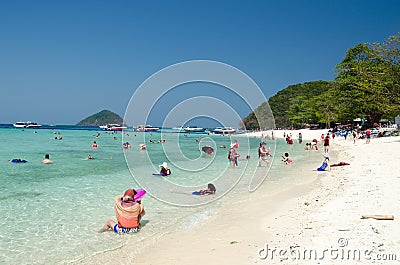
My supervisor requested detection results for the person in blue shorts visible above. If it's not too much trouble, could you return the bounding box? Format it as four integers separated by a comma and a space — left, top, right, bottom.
192, 183, 216, 195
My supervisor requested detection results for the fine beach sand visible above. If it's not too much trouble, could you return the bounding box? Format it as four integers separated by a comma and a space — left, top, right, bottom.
89, 130, 400, 264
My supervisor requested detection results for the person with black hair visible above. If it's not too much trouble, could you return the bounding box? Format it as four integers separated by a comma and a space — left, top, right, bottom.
192, 183, 216, 195
282, 152, 292, 165
42, 154, 53, 164
257, 142, 272, 167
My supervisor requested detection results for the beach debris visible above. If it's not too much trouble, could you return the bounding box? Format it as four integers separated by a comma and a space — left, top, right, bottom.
289, 243, 300, 251
230, 240, 238, 244
371, 226, 380, 234
361, 215, 394, 220
304, 201, 310, 206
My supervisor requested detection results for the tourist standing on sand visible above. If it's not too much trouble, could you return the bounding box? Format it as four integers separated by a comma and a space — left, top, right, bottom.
323, 134, 330, 153
352, 131, 357, 144
366, 128, 371, 144
298, 132, 303, 144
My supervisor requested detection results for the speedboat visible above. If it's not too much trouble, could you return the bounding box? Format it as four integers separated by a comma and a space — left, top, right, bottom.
101, 124, 127, 131
211, 127, 236, 135
183, 126, 206, 132
13, 121, 42, 128
134, 125, 160, 132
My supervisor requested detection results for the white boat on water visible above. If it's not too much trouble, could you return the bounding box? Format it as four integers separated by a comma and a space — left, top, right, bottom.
183, 126, 206, 132
13, 121, 42, 128
134, 125, 160, 132
100, 124, 127, 131
171, 126, 184, 131
211, 127, 236, 135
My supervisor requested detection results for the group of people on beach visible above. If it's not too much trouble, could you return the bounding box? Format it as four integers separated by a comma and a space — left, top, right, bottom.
99, 126, 382, 235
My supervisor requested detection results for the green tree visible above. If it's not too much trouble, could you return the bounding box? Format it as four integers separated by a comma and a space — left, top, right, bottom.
334, 33, 400, 126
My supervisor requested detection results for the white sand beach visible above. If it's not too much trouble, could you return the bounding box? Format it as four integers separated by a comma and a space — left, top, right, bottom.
91, 131, 400, 265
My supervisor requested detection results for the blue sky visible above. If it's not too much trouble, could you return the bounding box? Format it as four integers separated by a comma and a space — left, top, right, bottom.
0, 0, 399, 126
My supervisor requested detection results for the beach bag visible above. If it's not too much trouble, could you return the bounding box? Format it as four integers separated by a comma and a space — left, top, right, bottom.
317, 162, 328, 171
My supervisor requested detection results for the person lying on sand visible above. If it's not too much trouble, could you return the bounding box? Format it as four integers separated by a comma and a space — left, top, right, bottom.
170, 183, 217, 196
192, 183, 217, 195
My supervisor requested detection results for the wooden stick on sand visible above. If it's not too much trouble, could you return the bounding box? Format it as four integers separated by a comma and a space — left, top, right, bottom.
361, 215, 394, 220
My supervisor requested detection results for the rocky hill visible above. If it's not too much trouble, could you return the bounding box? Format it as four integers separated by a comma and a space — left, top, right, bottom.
76, 109, 123, 126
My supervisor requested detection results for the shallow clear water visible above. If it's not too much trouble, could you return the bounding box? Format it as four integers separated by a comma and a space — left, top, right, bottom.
0, 128, 322, 264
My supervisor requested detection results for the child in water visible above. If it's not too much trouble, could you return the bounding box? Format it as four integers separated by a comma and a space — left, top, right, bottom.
282, 153, 292, 165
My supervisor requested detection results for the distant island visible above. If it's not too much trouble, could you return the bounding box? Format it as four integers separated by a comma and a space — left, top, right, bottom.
76, 109, 124, 126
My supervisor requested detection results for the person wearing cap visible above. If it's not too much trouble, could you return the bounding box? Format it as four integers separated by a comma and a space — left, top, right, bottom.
100, 189, 145, 234
159, 162, 171, 176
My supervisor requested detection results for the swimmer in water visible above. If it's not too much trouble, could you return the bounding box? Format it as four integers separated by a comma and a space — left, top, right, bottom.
42, 154, 53, 164
282, 152, 292, 165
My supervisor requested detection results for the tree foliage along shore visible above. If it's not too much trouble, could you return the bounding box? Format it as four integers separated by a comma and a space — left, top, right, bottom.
242, 33, 400, 129
76, 109, 123, 126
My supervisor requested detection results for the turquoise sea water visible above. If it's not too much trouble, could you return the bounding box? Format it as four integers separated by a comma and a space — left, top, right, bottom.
0, 128, 323, 264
